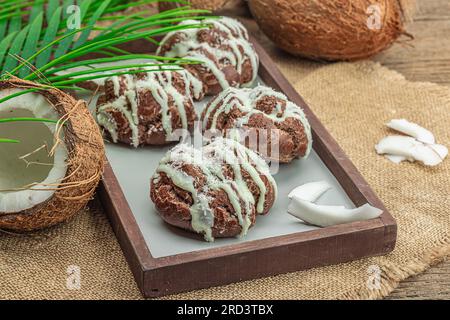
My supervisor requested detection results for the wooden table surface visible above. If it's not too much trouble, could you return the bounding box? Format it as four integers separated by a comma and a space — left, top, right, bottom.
376, 0, 450, 299
234, 0, 450, 299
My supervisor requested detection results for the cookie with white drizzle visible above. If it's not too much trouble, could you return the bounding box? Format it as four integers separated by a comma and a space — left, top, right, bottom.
156, 17, 259, 96
150, 138, 277, 242
201, 86, 313, 163
96, 65, 206, 146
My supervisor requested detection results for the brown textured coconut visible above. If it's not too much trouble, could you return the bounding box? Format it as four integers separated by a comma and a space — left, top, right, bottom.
159, 0, 229, 12
248, 0, 415, 61
0, 78, 105, 231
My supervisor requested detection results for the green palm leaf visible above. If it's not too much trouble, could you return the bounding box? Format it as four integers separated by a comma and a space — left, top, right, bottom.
1, 0, 208, 81
45, 0, 59, 22
72, 0, 105, 49
0, 138, 20, 143
19, 12, 43, 77
7, 9, 22, 33
0, 0, 212, 144
35, 6, 62, 68
52, 0, 76, 57
28, 0, 45, 23
2, 24, 30, 72
0, 31, 18, 67
0, 19, 7, 39
0, 117, 58, 124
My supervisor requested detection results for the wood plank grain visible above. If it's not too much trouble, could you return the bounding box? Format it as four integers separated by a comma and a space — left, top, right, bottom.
374, 0, 450, 86
386, 258, 450, 300
238, 0, 450, 300
379, 0, 450, 299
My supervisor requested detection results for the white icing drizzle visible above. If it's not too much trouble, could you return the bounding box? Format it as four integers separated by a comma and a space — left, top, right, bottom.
186, 52, 231, 92
96, 64, 203, 147
154, 138, 277, 242
202, 86, 313, 158
156, 17, 259, 90
98, 95, 141, 147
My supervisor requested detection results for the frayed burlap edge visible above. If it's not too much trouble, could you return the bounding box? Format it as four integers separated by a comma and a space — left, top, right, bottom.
289, 60, 450, 300
338, 237, 450, 299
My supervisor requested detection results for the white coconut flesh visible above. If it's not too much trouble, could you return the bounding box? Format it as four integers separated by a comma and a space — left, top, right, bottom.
0, 89, 68, 213
375, 135, 447, 166
376, 119, 448, 166
288, 181, 331, 202
386, 119, 435, 144
287, 198, 383, 228
287, 181, 382, 227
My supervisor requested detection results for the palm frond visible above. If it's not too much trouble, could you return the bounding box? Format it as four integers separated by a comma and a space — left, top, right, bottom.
0, 0, 210, 84
0, 0, 212, 144
2, 24, 30, 71
0, 138, 20, 143
0, 31, 18, 67
0, 117, 58, 124
35, 6, 63, 68
19, 12, 43, 77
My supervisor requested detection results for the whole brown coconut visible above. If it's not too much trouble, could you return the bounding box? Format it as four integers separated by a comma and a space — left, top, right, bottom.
0, 78, 105, 231
248, 0, 414, 61
159, 0, 229, 12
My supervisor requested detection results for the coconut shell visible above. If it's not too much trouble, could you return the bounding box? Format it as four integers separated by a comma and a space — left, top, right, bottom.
248, 0, 414, 61
0, 78, 105, 231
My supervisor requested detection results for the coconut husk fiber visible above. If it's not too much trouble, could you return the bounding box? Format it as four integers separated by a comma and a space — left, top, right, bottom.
0, 79, 105, 231
1, 46, 449, 301
248, 0, 417, 61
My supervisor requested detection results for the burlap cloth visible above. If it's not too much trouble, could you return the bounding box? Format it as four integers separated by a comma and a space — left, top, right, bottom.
1, 54, 449, 299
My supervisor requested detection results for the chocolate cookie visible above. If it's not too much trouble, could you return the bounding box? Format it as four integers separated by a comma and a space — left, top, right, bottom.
156, 17, 259, 96
201, 86, 313, 163
150, 138, 277, 241
96, 67, 206, 146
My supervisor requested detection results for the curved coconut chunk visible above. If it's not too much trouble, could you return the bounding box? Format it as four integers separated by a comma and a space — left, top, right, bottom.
429, 144, 448, 160
386, 119, 435, 144
375, 135, 445, 166
287, 198, 383, 227
288, 181, 331, 202
385, 154, 407, 164
0, 90, 68, 213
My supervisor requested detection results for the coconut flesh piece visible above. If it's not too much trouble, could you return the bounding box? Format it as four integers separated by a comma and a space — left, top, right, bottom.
0, 89, 68, 213
287, 181, 382, 227
385, 154, 407, 164
386, 119, 435, 144
288, 198, 383, 228
375, 135, 448, 166
378, 119, 447, 166
288, 181, 331, 202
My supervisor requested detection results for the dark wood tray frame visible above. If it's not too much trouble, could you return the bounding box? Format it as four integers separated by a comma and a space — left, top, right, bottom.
97, 37, 397, 298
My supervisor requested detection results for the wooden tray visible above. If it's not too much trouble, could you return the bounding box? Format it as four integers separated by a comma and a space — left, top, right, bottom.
97, 37, 397, 298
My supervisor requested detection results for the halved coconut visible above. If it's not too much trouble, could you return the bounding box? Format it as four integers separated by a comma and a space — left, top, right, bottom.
0, 78, 105, 231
